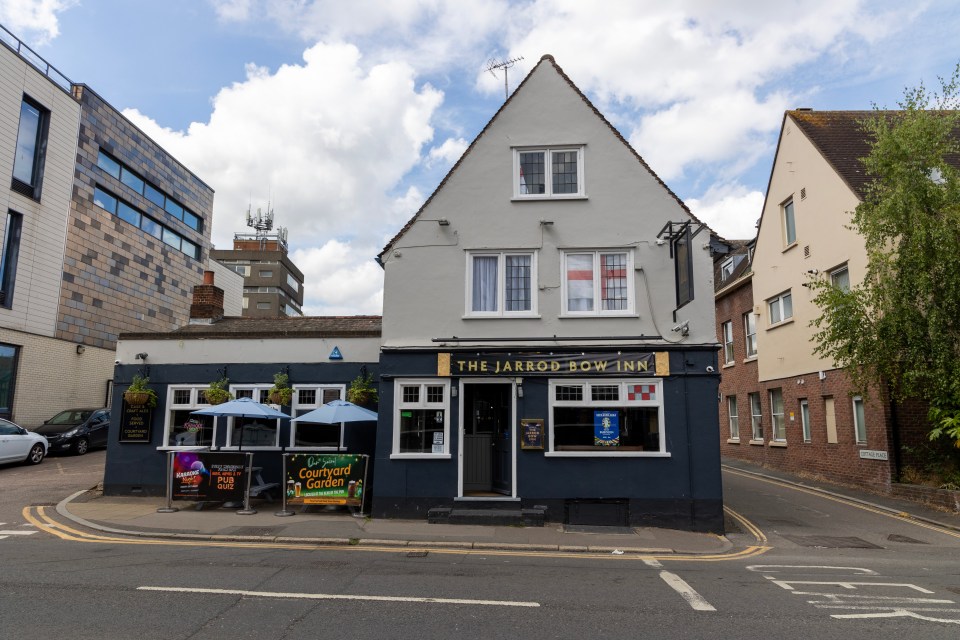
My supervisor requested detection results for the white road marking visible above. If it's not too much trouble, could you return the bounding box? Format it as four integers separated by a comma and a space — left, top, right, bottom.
747, 565, 878, 575
832, 609, 960, 623
798, 592, 954, 604
138, 586, 540, 607
644, 558, 715, 611
0, 530, 37, 536
770, 580, 934, 593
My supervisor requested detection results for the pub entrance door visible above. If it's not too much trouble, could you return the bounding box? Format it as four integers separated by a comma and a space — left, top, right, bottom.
461, 382, 513, 496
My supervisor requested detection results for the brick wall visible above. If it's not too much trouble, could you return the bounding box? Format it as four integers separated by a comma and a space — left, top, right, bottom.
57, 85, 214, 348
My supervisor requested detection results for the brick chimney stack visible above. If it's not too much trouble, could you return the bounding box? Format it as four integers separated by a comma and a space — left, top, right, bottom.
189, 270, 224, 324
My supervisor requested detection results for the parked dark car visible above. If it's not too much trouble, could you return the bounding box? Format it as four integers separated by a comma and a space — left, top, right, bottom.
34, 408, 110, 455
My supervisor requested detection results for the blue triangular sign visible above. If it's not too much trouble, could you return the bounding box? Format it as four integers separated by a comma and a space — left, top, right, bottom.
329, 346, 343, 360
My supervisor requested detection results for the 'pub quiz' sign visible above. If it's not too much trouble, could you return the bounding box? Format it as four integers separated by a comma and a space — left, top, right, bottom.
438, 351, 669, 377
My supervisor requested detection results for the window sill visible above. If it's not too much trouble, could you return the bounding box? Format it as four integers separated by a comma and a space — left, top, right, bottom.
769, 440, 788, 447
782, 242, 798, 254
722, 362, 735, 369
511, 195, 588, 202
559, 312, 638, 319
221, 445, 281, 451
157, 446, 210, 451
286, 446, 347, 452
742, 355, 757, 363
390, 453, 451, 460
748, 439, 765, 446
463, 314, 541, 320
727, 438, 740, 444
767, 318, 794, 330
544, 451, 670, 458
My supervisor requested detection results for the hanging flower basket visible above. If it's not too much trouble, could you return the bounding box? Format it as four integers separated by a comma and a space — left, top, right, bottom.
123, 374, 157, 408
123, 391, 152, 406
268, 372, 293, 406
205, 377, 233, 405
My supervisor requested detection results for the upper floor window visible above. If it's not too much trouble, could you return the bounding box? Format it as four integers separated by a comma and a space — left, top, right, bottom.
514, 146, 584, 198
743, 312, 757, 357
727, 396, 740, 440
0, 211, 23, 309
768, 291, 793, 326
720, 257, 736, 281
674, 226, 694, 307
467, 251, 536, 317
11, 97, 50, 200
721, 321, 734, 364
286, 273, 300, 291
562, 250, 633, 316
93, 186, 201, 260
259, 270, 274, 278
782, 198, 796, 246
853, 396, 866, 444
830, 265, 850, 292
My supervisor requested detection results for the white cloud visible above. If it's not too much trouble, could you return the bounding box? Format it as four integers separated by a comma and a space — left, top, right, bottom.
686, 183, 765, 239
124, 41, 442, 315
292, 241, 384, 315
0, 0, 76, 45
426, 137, 468, 167
210, 0, 253, 21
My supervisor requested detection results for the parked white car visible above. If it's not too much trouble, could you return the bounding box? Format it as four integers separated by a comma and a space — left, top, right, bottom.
0, 418, 48, 465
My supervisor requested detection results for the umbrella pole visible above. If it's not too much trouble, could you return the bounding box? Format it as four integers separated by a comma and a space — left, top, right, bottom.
157, 451, 179, 513
237, 452, 257, 515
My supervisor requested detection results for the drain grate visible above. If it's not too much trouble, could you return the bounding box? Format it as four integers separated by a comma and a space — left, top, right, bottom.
781, 535, 883, 549
887, 533, 928, 544
406, 551, 429, 558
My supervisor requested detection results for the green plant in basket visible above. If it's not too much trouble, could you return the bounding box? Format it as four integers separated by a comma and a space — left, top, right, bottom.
268, 372, 293, 406
205, 377, 233, 405
123, 374, 157, 408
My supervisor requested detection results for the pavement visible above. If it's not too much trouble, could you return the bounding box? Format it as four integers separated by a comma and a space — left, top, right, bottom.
53, 457, 960, 556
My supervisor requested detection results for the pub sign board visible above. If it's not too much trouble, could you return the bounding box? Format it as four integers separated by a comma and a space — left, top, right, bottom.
119, 400, 153, 443
171, 451, 248, 502
438, 351, 669, 377
284, 454, 367, 506
520, 418, 544, 450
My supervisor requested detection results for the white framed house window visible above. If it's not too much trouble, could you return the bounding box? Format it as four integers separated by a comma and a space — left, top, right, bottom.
561, 250, 634, 316
163, 385, 215, 448
466, 251, 537, 317
290, 385, 346, 450
749, 392, 763, 440
728, 396, 740, 440
722, 321, 734, 364
800, 399, 811, 442
392, 379, 450, 458
830, 265, 850, 292
743, 312, 757, 357
782, 197, 796, 246
720, 257, 736, 281
514, 146, 584, 198
853, 396, 866, 444
547, 379, 666, 457
770, 388, 786, 441
768, 291, 793, 326
226, 385, 281, 448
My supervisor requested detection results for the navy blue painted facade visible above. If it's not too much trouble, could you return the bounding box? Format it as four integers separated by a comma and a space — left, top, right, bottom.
371, 347, 723, 532
104, 361, 379, 496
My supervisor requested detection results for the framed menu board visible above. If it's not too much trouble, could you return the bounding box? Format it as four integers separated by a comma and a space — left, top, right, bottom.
520, 418, 544, 450
119, 401, 153, 443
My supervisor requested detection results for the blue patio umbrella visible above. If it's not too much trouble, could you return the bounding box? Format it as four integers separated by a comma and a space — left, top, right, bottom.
191, 396, 290, 419
291, 399, 378, 424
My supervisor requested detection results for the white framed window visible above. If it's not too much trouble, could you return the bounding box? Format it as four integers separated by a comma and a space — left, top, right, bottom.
226, 385, 281, 448
800, 399, 811, 442
728, 396, 740, 440
242, 296, 249, 309
466, 251, 537, 317
289, 385, 346, 450
722, 321, 734, 364
514, 146, 584, 198
561, 250, 634, 316
547, 379, 666, 457
830, 265, 850, 292
286, 273, 300, 291
392, 379, 450, 458
744, 312, 757, 357
853, 396, 866, 444
749, 392, 763, 440
720, 257, 736, 281
770, 388, 786, 441
163, 385, 215, 448
782, 197, 796, 246
232, 265, 250, 276
768, 291, 793, 326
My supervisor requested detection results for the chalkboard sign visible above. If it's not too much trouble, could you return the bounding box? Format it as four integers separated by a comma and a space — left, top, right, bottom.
520, 418, 544, 450
171, 451, 249, 502
119, 401, 153, 443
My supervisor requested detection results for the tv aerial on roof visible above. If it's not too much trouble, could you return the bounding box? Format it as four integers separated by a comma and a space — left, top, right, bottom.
486, 56, 524, 100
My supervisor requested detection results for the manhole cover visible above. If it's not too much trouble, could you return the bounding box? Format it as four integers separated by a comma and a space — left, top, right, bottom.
407, 551, 429, 558
887, 534, 928, 544
781, 535, 883, 549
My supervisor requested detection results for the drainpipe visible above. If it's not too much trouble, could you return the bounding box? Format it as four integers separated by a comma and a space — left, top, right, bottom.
888, 382, 902, 483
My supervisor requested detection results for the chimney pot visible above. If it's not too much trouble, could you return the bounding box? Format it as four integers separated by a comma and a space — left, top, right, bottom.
203, 270, 215, 285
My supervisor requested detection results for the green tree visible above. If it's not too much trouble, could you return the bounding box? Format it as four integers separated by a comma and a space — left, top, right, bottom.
810, 67, 960, 447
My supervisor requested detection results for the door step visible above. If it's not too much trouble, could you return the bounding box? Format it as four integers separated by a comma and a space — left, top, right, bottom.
428, 506, 546, 527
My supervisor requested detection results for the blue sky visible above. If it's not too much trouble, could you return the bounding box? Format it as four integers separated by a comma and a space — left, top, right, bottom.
3, 0, 959, 315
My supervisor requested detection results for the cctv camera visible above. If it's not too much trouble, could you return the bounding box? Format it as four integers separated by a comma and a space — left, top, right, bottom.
114, 359, 121, 365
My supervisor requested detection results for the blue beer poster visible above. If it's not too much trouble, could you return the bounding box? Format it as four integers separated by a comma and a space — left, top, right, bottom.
594, 410, 620, 446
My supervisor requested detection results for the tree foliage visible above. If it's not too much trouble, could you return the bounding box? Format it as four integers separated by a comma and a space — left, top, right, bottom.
810, 67, 960, 446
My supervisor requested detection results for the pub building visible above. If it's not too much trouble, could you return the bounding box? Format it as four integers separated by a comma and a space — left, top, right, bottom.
371, 56, 724, 532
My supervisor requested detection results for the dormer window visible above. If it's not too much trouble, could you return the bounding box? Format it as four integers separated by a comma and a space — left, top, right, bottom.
720, 257, 736, 281
514, 146, 584, 198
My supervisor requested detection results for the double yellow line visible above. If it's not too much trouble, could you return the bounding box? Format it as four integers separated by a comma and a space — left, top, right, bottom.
23, 504, 771, 562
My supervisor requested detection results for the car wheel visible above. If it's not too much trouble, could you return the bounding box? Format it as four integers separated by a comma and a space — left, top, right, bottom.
73, 437, 89, 456
26, 444, 45, 465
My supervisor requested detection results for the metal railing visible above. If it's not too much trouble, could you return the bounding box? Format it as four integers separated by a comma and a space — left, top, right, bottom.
0, 23, 72, 93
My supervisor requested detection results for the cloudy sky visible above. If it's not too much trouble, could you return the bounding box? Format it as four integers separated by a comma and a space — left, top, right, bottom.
2, 0, 958, 315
